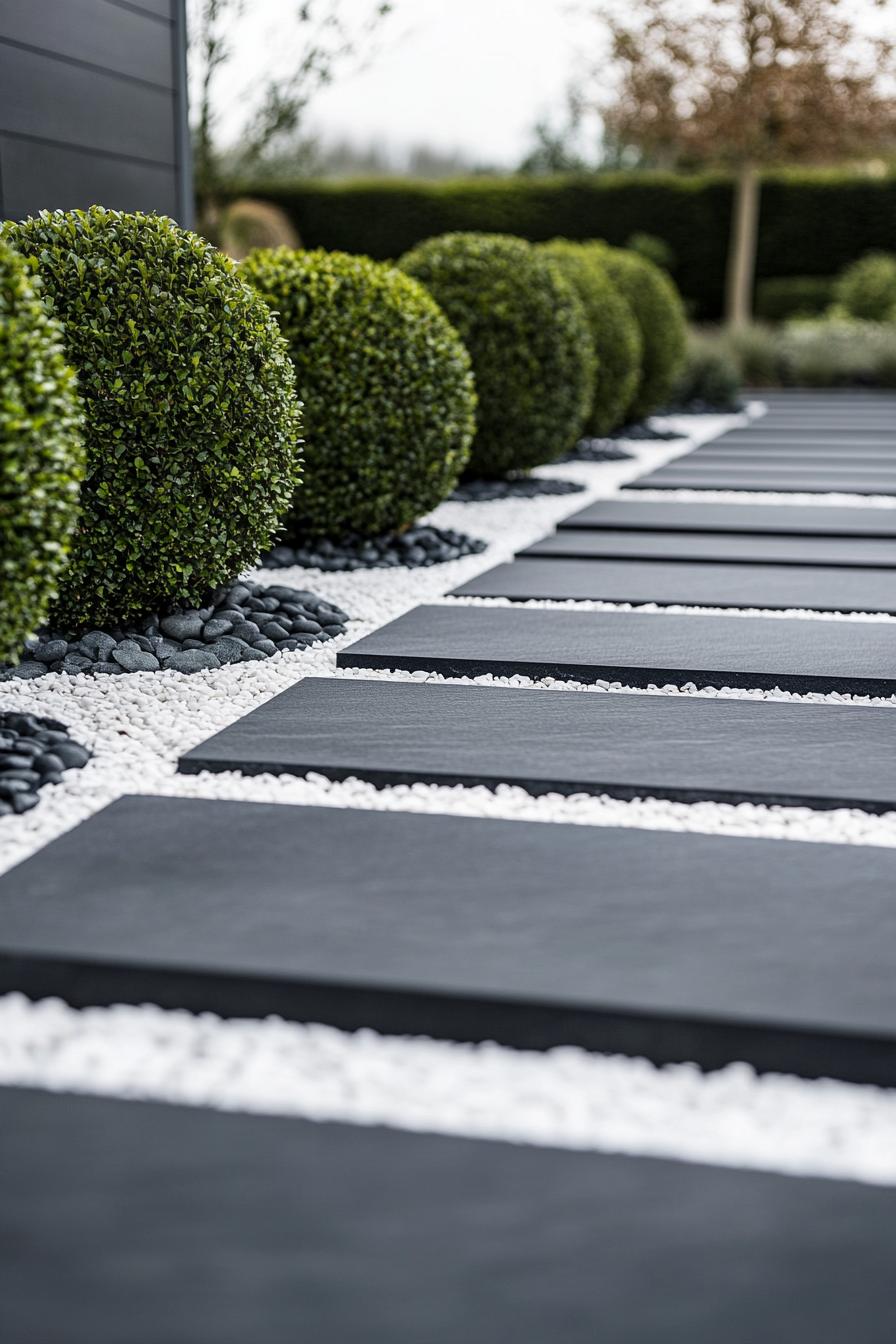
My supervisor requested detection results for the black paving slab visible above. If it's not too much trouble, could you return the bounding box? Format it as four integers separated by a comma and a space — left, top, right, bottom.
6, 796, 896, 1080
557, 498, 896, 538
672, 455, 896, 472
712, 432, 896, 445
451, 556, 896, 614
180, 676, 896, 812
521, 527, 896, 568
626, 469, 896, 494
337, 602, 896, 694
5, 1087, 896, 1344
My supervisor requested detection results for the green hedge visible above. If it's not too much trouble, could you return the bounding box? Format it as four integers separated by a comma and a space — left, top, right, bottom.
754, 276, 835, 322
229, 170, 896, 321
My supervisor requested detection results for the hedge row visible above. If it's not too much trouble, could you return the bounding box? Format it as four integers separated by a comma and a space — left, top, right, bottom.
230, 170, 896, 320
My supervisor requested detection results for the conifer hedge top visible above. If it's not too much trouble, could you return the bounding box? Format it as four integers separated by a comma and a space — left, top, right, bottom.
1, 208, 303, 628
0, 239, 84, 661
241, 247, 476, 540
539, 239, 643, 436
584, 243, 687, 421
400, 232, 595, 478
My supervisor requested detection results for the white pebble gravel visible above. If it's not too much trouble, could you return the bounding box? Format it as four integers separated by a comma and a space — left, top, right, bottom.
2, 991, 896, 1188
3, 407, 896, 1182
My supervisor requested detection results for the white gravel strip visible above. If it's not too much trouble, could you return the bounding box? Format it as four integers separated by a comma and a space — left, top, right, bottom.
2, 991, 896, 1188
4, 406, 896, 1182
630, 488, 896, 508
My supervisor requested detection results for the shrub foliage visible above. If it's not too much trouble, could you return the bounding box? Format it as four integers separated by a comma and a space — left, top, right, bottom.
241, 246, 476, 539
400, 232, 595, 477
833, 251, 896, 322
2, 208, 302, 628
0, 239, 84, 661
584, 244, 687, 420
539, 239, 642, 435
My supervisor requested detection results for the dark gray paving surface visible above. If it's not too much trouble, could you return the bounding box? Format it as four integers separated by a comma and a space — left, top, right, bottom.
337, 602, 896, 694
451, 556, 896, 614
558, 499, 896, 537
711, 433, 896, 447
180, 677, 896, 812
689, 450, 896, 465
6, 796, 896, 1080
6, 1087, 896, 1344
675, 455, 896, 472
626, 469, 896, 494
522, 528, 896, 568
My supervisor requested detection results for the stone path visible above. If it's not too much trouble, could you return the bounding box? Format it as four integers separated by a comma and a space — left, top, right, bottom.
5, 793, 896, 1083
8, 1086, 896, 1344
179, 676, 896, 812
3, 390, 896, 1331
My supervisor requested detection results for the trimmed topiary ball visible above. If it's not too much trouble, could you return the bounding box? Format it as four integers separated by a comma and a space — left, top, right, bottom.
240, 247, 476, 540
584, 243, 687, 422
539, 239, 643, 435
400, 232, 595, 479
833, 251, 896, 322
1, 207, 302, 629
0, 239, 84, 662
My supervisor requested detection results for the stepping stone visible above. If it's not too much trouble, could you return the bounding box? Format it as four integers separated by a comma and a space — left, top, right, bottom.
180, 676, 896, 813
8, 795, 896, 1082
558, 498, 896, 538
626, 469, 896, 495
7, 1087, 896, 1344
451, 556, 896, 615
714, 432, 896, 445
521, 528, 896, 568
671, 454, 896, 470
337, 602, 896, 695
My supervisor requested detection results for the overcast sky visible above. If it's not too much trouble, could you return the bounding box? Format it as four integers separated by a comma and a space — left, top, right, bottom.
211, 0, 598, 167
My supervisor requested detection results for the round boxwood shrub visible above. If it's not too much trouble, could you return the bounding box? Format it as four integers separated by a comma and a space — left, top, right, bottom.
0, 207, 302, 629
400, 232, 595, 478
539, 239, 642, 435
240, 247, 476, 540
584, 243, 687, 422
0, 239, 84, 662
833, 251, 896, 322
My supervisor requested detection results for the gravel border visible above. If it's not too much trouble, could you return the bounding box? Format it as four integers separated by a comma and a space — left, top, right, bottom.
262, 524, 486, 571
2, 581, 349, 680
450, 476, 585, 501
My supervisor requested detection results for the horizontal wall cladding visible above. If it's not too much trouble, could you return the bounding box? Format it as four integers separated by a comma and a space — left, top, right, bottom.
0, 44, 176, 163
0, 0, 191, 223
0, 135, 179, 218
0, 0, 175, 86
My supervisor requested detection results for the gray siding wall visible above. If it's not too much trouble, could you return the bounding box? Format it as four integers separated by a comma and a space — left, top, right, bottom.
0, 0, 192, 225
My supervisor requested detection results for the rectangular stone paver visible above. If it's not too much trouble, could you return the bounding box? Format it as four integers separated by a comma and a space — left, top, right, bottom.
672, 455, 896, 473
337, 603, 896, 694
6, 1087, 896, 1344
6, 795, 896, 1081
180, 676, 896, 812
688, 450, 896, 465
522, 528, 896, 568
626, 469, 896, 495
711, 433, 896, 447
451, 556, 896, 615
557, 499, 896, 538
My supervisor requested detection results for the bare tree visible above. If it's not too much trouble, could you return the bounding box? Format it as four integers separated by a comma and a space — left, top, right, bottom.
189, 1, 392, 224
588, 0, 896, 323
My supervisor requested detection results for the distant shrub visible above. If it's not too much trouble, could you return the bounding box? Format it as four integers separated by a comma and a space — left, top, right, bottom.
668, 329, 742, 410
626, 231, 676, 272
2, 208, 302, 628
539, 239, 643, 435
400, 231, 594, 477
241, 246, 476, 538
754, 275, 835, 323
218, 198, 301, 261
0, 240, 84, 660
585, 244, 687, 421
833, 252, 896, 322
777, 319, 896, 388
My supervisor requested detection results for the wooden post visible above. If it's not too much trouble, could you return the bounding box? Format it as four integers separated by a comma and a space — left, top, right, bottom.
725, 162, 760, 327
